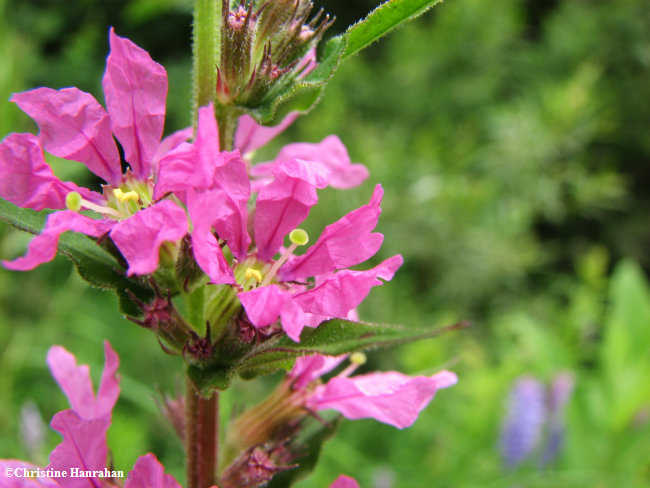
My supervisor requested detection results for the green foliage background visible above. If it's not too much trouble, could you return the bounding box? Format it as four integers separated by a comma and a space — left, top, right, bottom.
1, 0, 649, 486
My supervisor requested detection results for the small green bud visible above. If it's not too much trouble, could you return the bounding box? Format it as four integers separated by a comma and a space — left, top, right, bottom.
65, 191, 82, 212
289, 228, 309, 246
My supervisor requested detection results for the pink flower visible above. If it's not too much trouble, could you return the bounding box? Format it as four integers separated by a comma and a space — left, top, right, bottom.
238, 184, 403, 341
154, 108, 390, 339
0, 342, 181, 488
329, 475, 360, 488
235, 112, 300, 157
253, 158, 330, 261
1, 29, 190, 276
251, 135, 369, 190
288, 353, 457, 429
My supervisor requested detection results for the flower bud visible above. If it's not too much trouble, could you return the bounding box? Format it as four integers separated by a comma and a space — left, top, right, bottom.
219, 0, 257, 100
217, 0, 333, 106
220, 445, 295, 488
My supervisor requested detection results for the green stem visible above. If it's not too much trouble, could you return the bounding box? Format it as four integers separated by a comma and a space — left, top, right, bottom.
193, 0, 220, 123
188, 5, 221, 480
186, 378, 219, 488
216, 106, 239, 151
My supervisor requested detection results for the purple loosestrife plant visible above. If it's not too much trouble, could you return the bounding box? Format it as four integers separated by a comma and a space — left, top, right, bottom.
0, 0, 457, 486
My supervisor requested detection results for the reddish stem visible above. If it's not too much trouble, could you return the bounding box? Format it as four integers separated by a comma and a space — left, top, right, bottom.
186, 378, 219, 488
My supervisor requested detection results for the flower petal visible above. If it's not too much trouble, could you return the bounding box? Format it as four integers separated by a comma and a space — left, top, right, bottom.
46, 341, 119, 421
289, 354, 346, 389
238, 285, 307, 341
279, 298, 307, 342
97, 341, 120, 418
154, 109, 250, 258
153, 143, 194, 198
154, 104, 219, 198
110, 200, 187, 276
3, 211, 113, 271
0, 461, 61, 487
47, 410, 110, 488
0, 133, 98, 211
153, 127, 193, 166
238, 285, 290, 328
309, 370, 457, 429
329, 475, 360, 488
11, 87, 122, 184
187, 189, 235, 284
293, 255, 403, 326
125, 453, 182, 488
102, 28, 167, 180
212, 154, 251, 259
234, 112, 298, 156
254, 159, 329, 261
280, 184, 385, 280
46, 347, 94, 420
253, 136, 369, 189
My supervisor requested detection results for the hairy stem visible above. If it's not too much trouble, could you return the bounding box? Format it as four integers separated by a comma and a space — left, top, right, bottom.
192, 0, 220, 123
186, 378, 219, 488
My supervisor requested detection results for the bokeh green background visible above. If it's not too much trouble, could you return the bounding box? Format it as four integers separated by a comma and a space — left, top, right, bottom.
1, 0, 649, 486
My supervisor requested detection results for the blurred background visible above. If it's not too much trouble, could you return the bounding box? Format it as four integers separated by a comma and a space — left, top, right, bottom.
1, 0, 649, 486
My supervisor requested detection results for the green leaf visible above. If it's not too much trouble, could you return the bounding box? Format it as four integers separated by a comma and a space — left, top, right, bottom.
601, 260, 650, 430
237, 319, 468, 379
0, 198, 152, 315
342, 0, 444, 59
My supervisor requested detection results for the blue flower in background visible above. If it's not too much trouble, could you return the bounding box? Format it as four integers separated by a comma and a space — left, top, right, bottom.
500, 373, 575, 469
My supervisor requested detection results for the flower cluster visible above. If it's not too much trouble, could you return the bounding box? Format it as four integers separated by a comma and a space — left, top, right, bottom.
0, 28, 398, 347
0, 26, 458, 487
0, 343, 358, 488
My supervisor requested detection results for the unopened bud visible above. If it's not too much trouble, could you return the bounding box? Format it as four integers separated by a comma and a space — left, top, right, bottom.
289, 228, 309, 246
65, 191, 82, 212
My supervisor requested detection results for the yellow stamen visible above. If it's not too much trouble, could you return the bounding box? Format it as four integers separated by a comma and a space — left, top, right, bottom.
113, 188, 140, 203
244, 267, 263, 284
260, 229, 309, 287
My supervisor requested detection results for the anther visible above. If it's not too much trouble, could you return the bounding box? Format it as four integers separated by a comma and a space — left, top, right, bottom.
337, 351, 368, 378
350, 352, 367, 365
244, 267, 263, 284
289, 228, 309, 246
65, 191, 82, 212
113, 188, 140, 203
